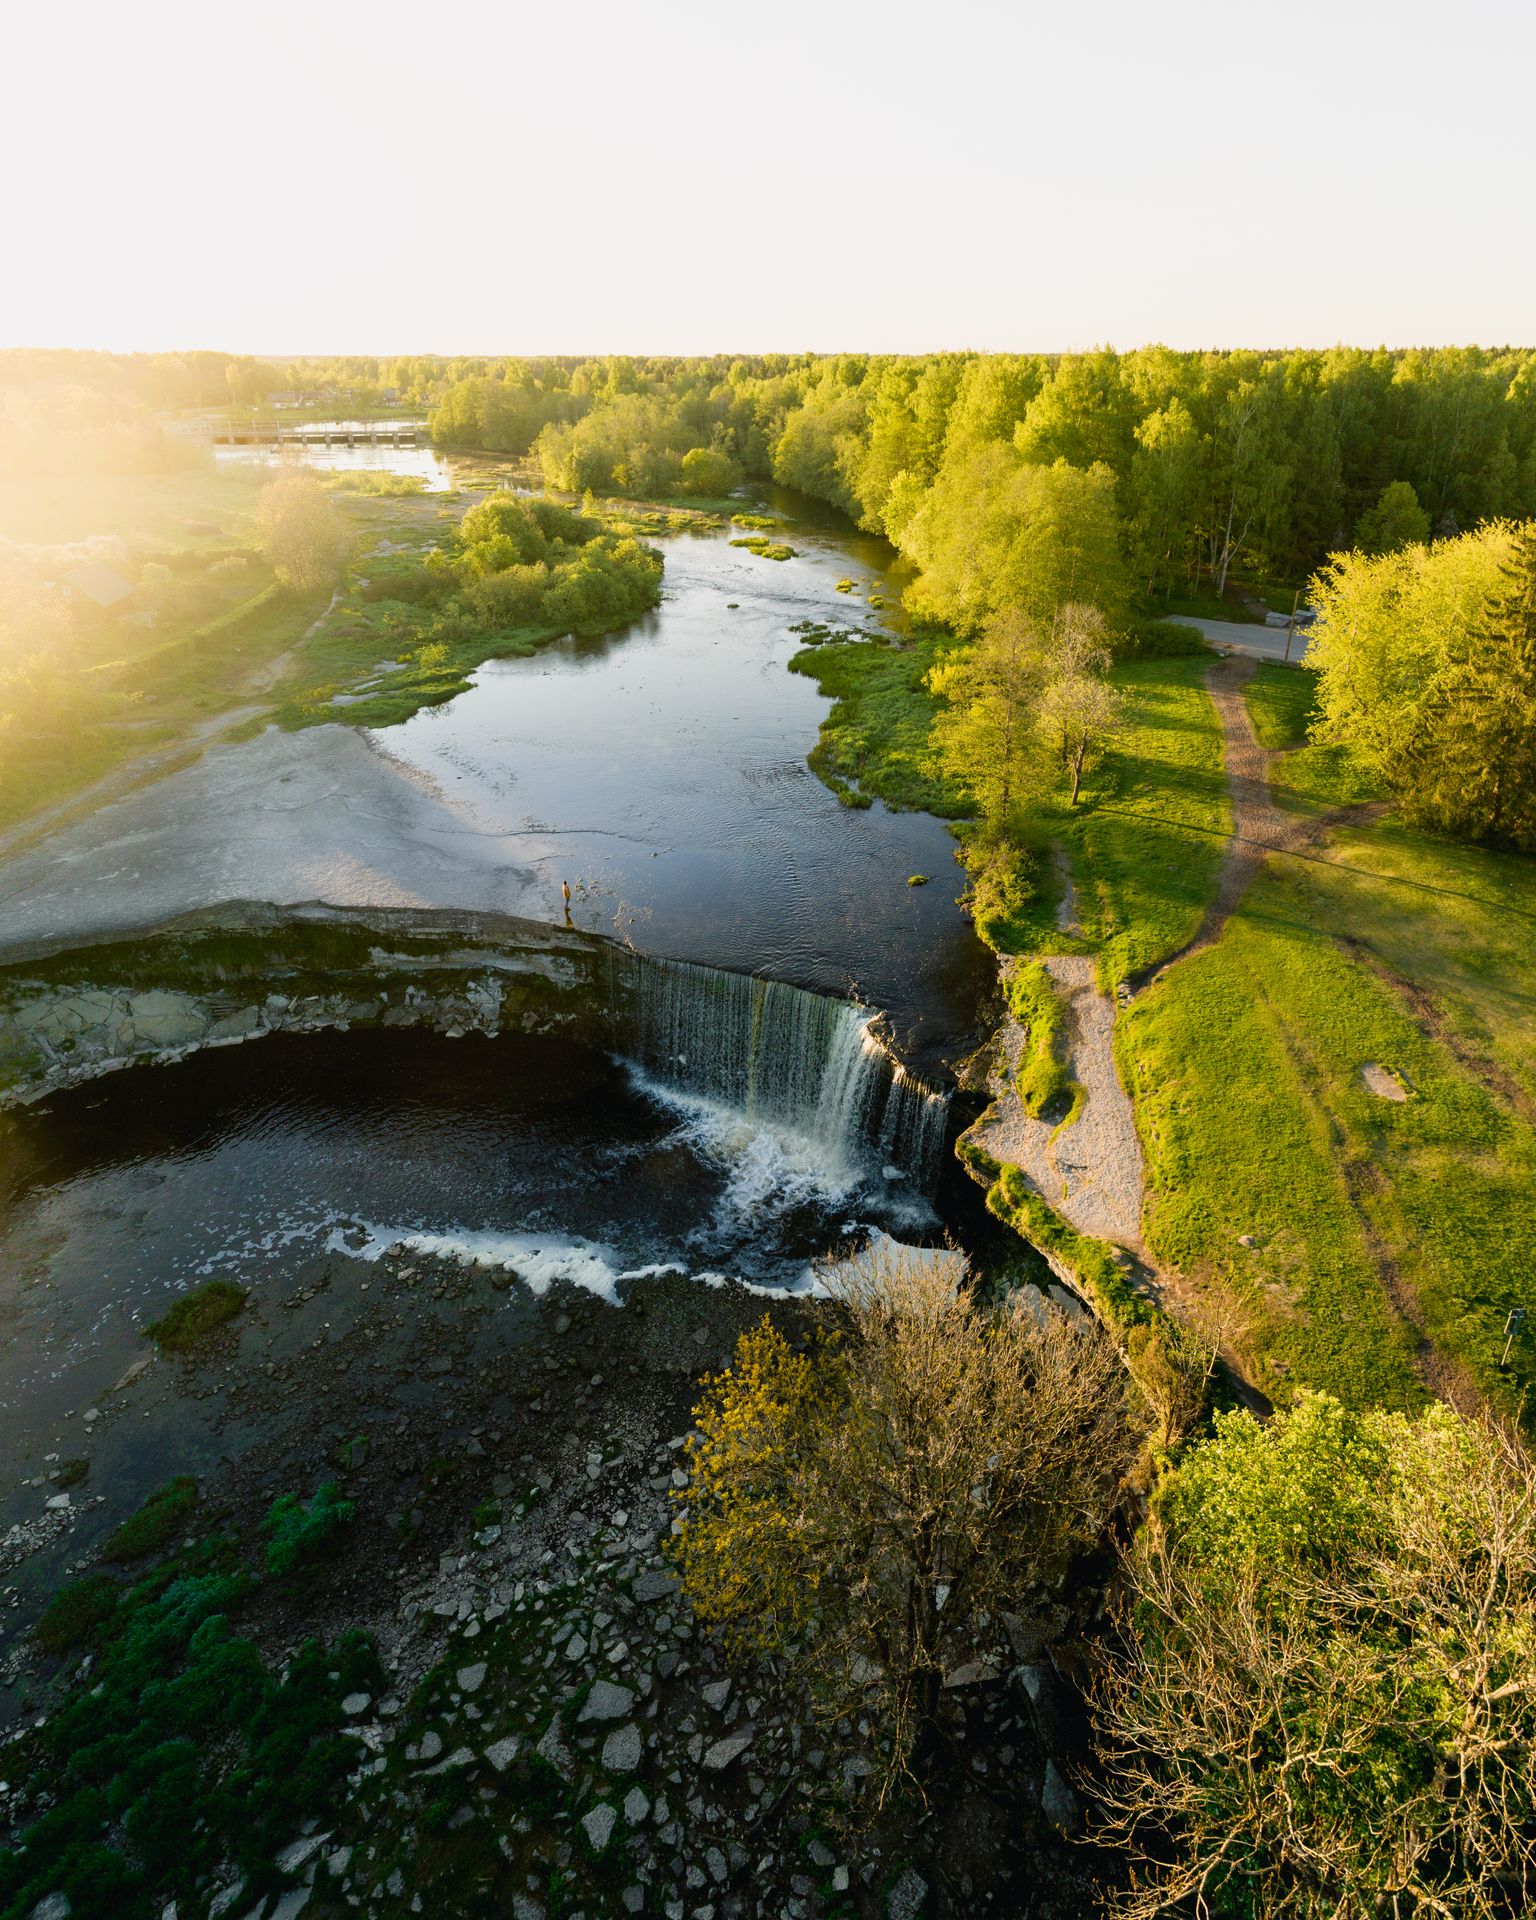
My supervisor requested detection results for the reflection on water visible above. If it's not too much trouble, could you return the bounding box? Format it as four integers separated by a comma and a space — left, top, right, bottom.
213, 440, 456, 491
370, 522, 988, 1065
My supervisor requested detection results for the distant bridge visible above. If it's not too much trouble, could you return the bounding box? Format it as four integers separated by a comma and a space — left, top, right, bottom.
212, 418, 430, 448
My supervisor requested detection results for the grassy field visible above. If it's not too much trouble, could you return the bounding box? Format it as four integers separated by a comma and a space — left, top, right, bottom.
1054, 657, 1229, 985
1119, 822, 1536, 1411
1243, 661, 1382, 814
788, 629, 970, 816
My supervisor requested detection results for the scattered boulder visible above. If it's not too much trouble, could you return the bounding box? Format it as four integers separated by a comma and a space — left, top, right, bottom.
886, 1867, 928, 1918
579, 1678, 635, 1722
602, 1723, 643, 1772
582, 1802, 616, 1853
702, 1729, 753, 1772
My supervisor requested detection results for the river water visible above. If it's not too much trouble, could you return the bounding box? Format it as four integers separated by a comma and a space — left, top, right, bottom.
0, 491, 993, 1476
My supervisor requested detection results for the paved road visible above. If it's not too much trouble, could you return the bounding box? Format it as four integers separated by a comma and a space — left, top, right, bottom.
1180, 616, 1313, 664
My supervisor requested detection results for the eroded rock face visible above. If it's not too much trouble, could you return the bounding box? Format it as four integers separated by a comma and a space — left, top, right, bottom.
0, 910, 617, 1109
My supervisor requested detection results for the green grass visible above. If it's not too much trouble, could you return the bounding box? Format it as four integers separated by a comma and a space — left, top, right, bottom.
145, 1279, 248, 1352
1243, 662, 1317, 749
35, 1572, 121, 1656
104, 1476, 200, 1563
1008, 961, 1082, 1124
1043, 657, 1229, 985
1241, 662, 1382, 815
1299, 821, 1536, 1116
789, 629, 970, 816
1119, 841, 1536, 1411
729, 536, 797, 560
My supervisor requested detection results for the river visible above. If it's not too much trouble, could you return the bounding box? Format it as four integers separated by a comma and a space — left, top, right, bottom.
0, 492, 996, 1500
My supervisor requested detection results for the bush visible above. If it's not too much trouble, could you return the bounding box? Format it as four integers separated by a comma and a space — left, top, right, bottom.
1094, 1396, 1536, 1918
1119, 617, 1210, 659
36, 1573, 120, 1655
674, 1241, 1137, 1801
105, 1476, 199, 1563
145, 1279, 247, 1352
263, 1481, 355, 1577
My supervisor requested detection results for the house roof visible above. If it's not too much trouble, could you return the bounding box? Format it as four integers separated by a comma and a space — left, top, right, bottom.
63, 563, 135, 609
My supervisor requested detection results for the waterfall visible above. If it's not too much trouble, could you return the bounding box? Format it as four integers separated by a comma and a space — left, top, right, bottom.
608, 952, 949, 1190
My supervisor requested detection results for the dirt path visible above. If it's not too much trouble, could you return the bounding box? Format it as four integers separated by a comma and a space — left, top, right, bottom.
969, 651, 1482, 1416
969, 954, 1145, 1252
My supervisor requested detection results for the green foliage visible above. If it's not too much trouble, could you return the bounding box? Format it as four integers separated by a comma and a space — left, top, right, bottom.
1309, 520, 1536, 847
679, 445, 742, 497
144, 1279, 247, 1352
2, 1530, 382, 1920
254, 469, 349, 593
729, 536, 796, 560
1099, 1396, 1536, 1918
1352, 478, 1431, 555
35, 1573, 121, 1656
276, 491, 663, 731
1156, 1392, 1399, 1570
1117, 617, 1209, 659
1008, 961, 1081, 1122
104, 1477, 199, 1564
902, 448, 1130, 634
263, 1481, 356, 1577
789, 629, 969, 816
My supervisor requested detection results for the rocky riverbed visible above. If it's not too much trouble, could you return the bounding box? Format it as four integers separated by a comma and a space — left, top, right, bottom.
0, 1250, 1104, 1920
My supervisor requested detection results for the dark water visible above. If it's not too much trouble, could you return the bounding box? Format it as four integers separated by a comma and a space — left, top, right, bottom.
0, 495, 993, 1480
0, 1026, 950, 1467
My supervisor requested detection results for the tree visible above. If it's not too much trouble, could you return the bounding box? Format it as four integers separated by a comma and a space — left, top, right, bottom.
1038, 603, 1124, 804
253, 469, 348, 593
901, 448, 1129, 632
1354, 479, 1432, 554
1093, 1393, 1536, 1920
1309, 519, 1535, 847
678, 445, 742, 498
925, 606, 1052, 830
674, 1242, 1136, 1803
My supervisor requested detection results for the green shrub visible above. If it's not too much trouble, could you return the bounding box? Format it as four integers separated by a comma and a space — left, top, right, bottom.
145, 1279, 247, 1352
5, 1535, 380, 1920
263, 1481, 356, 1577
35, 1573, 121, 1655
1119, 618, 1210, 659
1008, 962, 1083, 1125
105, 1477, 199, 1563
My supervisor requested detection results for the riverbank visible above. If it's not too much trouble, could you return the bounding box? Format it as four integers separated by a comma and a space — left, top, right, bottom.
805, 623, 1536, 1415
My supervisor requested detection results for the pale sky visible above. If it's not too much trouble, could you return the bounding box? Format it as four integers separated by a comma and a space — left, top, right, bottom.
6, 0, 1533, 356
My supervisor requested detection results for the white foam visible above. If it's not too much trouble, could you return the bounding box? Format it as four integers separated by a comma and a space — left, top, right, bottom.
625, 1068, 866, 1221
328, 1224, 624, 1303
326, 1227, 802, 1304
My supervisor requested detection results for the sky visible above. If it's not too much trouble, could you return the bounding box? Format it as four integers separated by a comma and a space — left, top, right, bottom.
5, 0, 1533, 356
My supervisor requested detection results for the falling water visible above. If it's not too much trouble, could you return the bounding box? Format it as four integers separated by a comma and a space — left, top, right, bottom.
608, 952, 949, 1190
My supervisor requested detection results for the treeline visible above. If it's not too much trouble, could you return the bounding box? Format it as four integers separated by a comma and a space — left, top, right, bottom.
413, 347, 1536, 592
11, 346, 1536, 594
